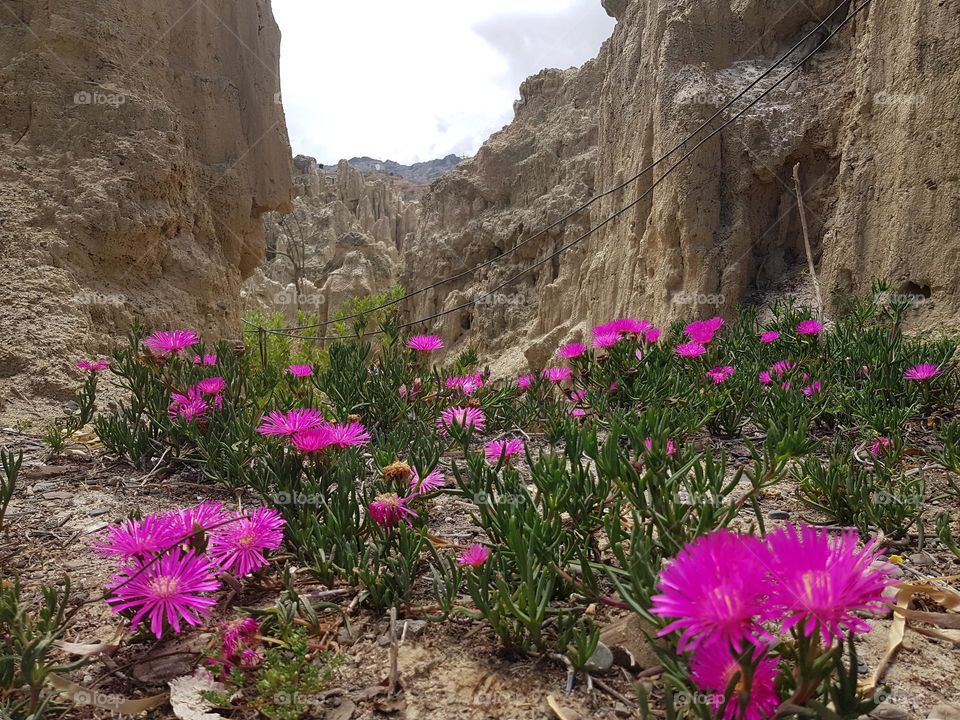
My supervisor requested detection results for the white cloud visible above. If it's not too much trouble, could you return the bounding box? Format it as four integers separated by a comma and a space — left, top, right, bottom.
272, 0, 614, 165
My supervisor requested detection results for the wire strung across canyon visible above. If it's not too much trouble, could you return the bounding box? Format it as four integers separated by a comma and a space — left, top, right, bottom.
247, 0, 869, 343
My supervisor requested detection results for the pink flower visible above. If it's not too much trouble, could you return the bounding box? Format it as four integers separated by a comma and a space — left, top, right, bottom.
770, 360, 797, 377
517, 374, 535, 390
484, 438, 524, 464
802, 380, 823, 397
635, 348, 644, 362
369, 493, 417, 527
196, 377, 226, 395
106, 549, 218, 639
644, 437, 676, 457
208, 507, 285, 577
675, 342, 706, 358
410, 467, 446, 495
759, 371, 773, 385
764, 524, 894, 645
325, 421, 371, 448
904, 363, 940, 381
759, 330, 780, 344
290, 426, 336, 454
437, 406, 487, 436
92, 515, 178, 561
870, 436, 891, 456
685, 317, 724, 344
445, 373, 485, 396
458, 543, 490, 567
256, 408, 324, 437
144, 329, 199, 356
706, 366, 735, 384
76, 358, 110, 372
558, 342, 587, 359
610, 317, 651, 335
651, 530, 772, 652
690, 639, 781, 720
406, 335, 444, 352
163, 501, 227, 541
542, 367, 573, 383
193, 354, 218, 366
570, 408, 586, 418
644, 327, 662, 343
795, 319, 823, 336
592, 332, 622, 349
169, 387, 208, 422
287, 364, 313, 378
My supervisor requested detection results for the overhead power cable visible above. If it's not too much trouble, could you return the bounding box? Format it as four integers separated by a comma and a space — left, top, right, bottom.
250, 0, 870, 342
249, 0, 860, 338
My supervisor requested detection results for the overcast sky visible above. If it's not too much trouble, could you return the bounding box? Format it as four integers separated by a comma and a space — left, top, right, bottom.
272, 0, 615, 165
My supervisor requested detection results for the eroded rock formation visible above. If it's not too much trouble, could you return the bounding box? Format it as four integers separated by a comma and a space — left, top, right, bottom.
0, 0, 292, 421
403, 0, 959, 374
243, 158, 419, 323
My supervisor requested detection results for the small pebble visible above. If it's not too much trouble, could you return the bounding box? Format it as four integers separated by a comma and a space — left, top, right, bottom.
87, 508, 110, 517
870, 703, 912, 720
909, 552, 935, 567
768, 510, 790, 520
584, 642, 614, 673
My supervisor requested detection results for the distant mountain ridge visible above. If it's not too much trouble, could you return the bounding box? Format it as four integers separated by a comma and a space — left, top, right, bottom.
344, 154, 463, 183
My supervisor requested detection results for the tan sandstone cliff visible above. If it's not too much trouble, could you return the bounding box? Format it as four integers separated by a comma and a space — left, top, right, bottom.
0, 0, 293, 421
243, 158, 420, 324
403, 0, 959, 374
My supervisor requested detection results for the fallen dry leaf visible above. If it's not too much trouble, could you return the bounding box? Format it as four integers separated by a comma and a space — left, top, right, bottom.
168, 668, 231, 720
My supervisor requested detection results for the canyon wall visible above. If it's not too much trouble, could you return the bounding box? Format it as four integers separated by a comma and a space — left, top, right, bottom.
403, 0, 960, 374
0, 0, 293, 421
243, 158, 419, 324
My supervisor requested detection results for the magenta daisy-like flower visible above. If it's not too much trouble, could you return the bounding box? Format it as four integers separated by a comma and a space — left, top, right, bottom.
162, 500, 227, 542
706, 366, 735, 384
208, 507, 285, 577
76, 358, 110, 372
458, 543, 490, 567
169, 388, 208, 422
144, 329, 199, 357
256, 408, 324, 437
517, 373, 535, 390
542, 367, 573, 383
445, 373, 485, 396
770, 360, 797, 377
410, 466, 446, 495
870, 436, 891, 456
689, 639, 781, 720
903, 363, 940, 381
570, 407, 586, 418
558, 342, 587, 359
760, 330, 780, 344
290, 426, 336, 454
802, 380, 823, 397
644, 437, 676, 457
369, 493, 417, 527
651, 530, 772, 652
325, 421, 371, 448
484, 438, 524, 464
592, 332, 622, 349
610, 317, 651, 334
759, 371, 773, 385
196, 377, 226, 395
437, 406, 487, 435
106, 548, 219, 639
675, 342, 707, 358
764, 524, 894, 645
193, 354, 217, 366
685, 317, 725, 344
795, 319, 823, 336
92, 514, 179, 561
287, 364, 313, 378
644, 327, 662, 343
406, 334, 444, 352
